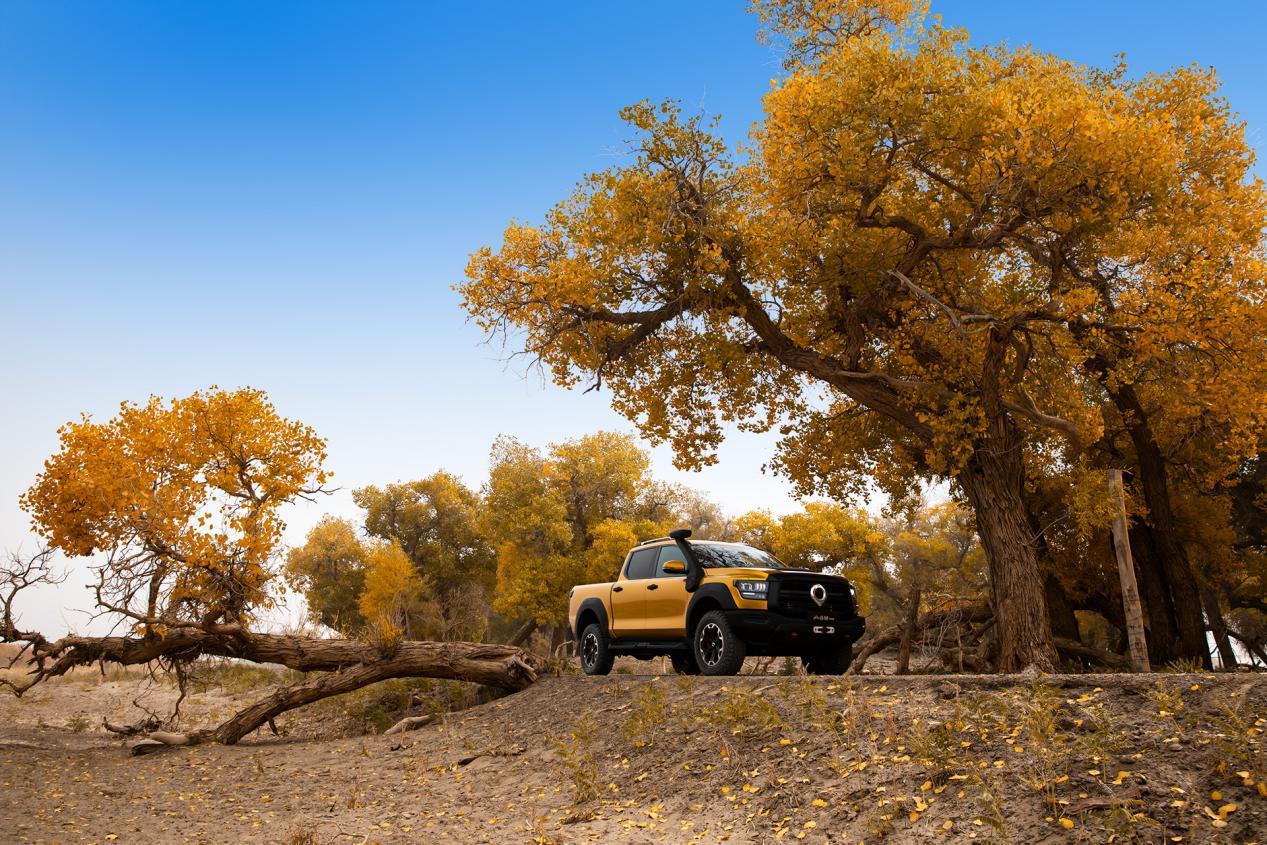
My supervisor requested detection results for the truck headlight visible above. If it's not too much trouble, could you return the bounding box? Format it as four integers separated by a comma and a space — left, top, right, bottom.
734, 580, 768, 600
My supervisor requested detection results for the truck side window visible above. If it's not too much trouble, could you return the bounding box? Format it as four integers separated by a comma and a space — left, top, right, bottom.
624, 548, 658, 580
655, 545, 686, 578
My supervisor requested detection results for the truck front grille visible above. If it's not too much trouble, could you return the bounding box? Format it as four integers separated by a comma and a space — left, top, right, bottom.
772, 576, 854, 620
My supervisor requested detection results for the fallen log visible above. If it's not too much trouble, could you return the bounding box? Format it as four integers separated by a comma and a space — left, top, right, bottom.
5, 625, 545, 749
7, 628, 543, 694
133, 648, 535, 749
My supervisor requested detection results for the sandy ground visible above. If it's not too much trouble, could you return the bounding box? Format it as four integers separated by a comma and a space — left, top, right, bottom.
0, 667, 1264, 845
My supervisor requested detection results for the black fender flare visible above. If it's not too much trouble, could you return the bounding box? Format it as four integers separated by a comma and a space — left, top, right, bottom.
685, 583, 738, 637
573, 597, 610, 638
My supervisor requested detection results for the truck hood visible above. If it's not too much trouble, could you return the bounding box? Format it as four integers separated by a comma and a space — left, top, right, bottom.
704, 566, 768, 579
706, 567, 850, 581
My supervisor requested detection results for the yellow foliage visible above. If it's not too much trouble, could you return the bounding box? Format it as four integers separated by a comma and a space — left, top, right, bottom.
353, 471, 495, 594
482, 432, 681, 627
459, 0, 1267, 665
732, 499, 983, 623
358, 541, 436, 643
284, 516, 369, 634
22, 387, 329, 626
460, 0, 1267, 504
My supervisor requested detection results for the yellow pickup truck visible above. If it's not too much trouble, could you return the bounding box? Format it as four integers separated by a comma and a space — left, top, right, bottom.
567, 529, 865, 676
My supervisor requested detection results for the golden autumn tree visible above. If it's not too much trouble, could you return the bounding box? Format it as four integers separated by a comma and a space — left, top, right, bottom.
284, 516, 370, 634
3, 388, 542, 747
481, 432, 678, 641
460, 0, 1267, 670
357, 540, 437, 645
22, 387, 331, 630
354, 472, 496, 640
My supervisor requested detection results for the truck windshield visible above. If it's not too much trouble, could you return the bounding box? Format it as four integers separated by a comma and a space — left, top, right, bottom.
692, 542, 785, 569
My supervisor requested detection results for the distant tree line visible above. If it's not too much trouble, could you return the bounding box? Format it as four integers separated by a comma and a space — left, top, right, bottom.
288, 422, 1267, 668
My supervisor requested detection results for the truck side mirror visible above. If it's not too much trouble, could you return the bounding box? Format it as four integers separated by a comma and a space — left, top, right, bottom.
661, 559, 686, 575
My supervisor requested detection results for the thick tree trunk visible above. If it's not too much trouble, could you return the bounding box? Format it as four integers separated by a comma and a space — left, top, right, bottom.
17, 628, 538, 687
1043, 573, 1081, 643
895, 589, 921, 675
957, 419, 1057, 672
1112, 384, 1211, 667
1127, 525, 1181, 664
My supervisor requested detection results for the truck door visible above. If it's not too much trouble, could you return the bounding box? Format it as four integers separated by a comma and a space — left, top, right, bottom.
644, 544, 691, 638
610, 546, 658, 637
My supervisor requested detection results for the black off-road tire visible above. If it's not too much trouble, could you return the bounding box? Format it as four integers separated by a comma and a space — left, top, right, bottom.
579, 623, 615, 676
802, 641, 854, 675
693, 610, 747, 676
670, 650, 700, 675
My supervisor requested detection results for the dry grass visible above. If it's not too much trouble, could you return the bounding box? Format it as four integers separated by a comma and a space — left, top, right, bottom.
1, 670, 1263, 844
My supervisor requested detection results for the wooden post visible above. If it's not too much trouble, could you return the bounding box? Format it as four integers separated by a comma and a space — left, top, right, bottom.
1108, 469, 1151, 672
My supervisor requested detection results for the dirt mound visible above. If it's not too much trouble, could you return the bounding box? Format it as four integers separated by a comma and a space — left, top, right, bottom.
0, 672, 1263, 843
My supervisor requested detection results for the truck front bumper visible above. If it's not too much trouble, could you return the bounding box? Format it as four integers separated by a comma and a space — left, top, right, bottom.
725, 610, 865, 653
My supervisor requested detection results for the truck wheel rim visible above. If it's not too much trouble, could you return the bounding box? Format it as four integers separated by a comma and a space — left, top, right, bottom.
699, 622, 724, 667
582, 632, 598, 667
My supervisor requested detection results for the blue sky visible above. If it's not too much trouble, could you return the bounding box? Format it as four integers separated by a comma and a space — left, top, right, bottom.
2, 1, 1265, 633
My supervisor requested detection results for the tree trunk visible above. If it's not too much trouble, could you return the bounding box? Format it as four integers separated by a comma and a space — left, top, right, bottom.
896, 589, 921, 675
506, 619, 538, 647
196, 643, 535, 746
957, 419, 1058, 672
7, 626, 544, 748
1199, 581, 1237, 670
1126, 525, 1178, 663
1112, 384, 1211, 667
1051, 637, 1131, 671
21, 628, 541, 684
1230, 631, 1267, 668
1043, 573, 1081, 643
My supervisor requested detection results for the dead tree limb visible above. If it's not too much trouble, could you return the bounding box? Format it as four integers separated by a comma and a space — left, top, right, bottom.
1053, 636, 1130, 671
6, 627, 541, 692
384, 713, 438, 736
133, 644, 536, 750
5, 623, 544, 748
848, 602, 991, 674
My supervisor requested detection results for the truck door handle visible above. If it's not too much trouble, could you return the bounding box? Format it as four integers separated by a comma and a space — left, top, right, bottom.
647, 584, 659, 591
612, 586, 623, 593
